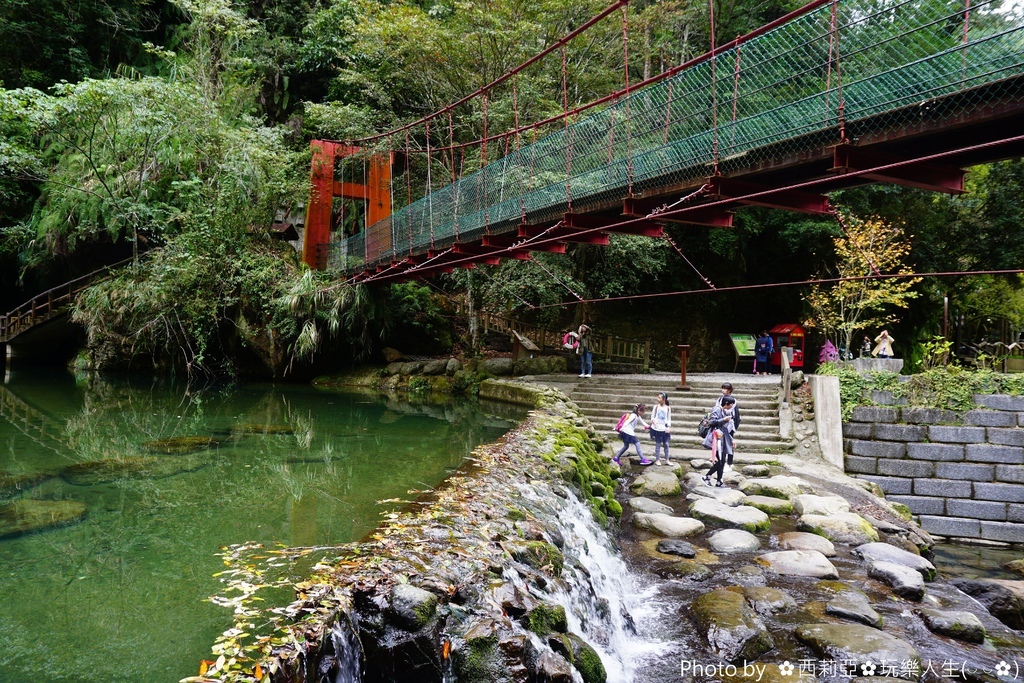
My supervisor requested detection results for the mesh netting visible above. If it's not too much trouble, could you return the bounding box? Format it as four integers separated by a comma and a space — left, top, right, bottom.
330, 0, 1024, 272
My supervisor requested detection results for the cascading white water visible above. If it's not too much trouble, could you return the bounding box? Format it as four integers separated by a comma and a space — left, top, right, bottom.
517, 483, 678, 682
329, 617, 363, 683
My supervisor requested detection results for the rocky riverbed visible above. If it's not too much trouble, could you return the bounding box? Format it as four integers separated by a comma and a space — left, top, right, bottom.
202, 380, 1024, 683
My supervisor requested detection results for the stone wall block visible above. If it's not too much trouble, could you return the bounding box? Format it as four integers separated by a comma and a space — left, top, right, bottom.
963, 410, 1018, 427
946, 499, 1007, 521
928, 426, 987, 443
979, 521, 1024, 543
920, 516, 980, 538
935, 462, 994, 481
842, 423, 873, 439
850, 406, 899, 423
965, 444, 1024, 465
996, 465, 1024, 484
987, 428, 1024, 447
877, 459, 934, 478
974, 395, 1024, 411
1019, 413, 1024, 427
887, 495, 945, 515
850, 440, 906, 458
1010, 506, 1024, 523
844, 456, 878, 474
856, 475, 912, 495
900, 408, 959, 425
906, 443, 964, 462
873, 424, 928, 442
870, 390, 908, 406
914, 478, 972, 498
973, 482, 1024, 503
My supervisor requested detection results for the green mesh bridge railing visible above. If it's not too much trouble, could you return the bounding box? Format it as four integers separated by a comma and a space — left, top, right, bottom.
329, 0, 1024, 274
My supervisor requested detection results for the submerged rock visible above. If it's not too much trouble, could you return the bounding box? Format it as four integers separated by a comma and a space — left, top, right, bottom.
632, 512, 704, 538
231, 423, 294, 435
0, 499, 87, 538
916, 608, 986, 644
743, 495, 793, 515
390, 583, 438, 631
950, 579, 1024, 629
794, 623, 920, 675
825, 589, 882, 629
757, 550, 839, 579
1005, 559, 1024, 577
61, 456, 207, 485
142, 435, 220, 454
708, 529, 761, 554
0, 471, 55, 499
627, 497, 674, 515
690, 588, 775, 662
662, 559, 713, 582
689, 498, 771, 533
866, 560, 925, 601
656, 539, 697, 558
853, 542, 936, 581
797, 513, 879, 545
777, 531, 836, 557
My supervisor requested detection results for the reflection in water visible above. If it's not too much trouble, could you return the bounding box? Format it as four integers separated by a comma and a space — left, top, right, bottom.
0, 372, 524, 683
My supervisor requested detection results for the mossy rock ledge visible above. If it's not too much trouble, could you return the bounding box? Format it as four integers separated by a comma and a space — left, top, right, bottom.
244, 387, 615, 683
0, 499, 87, 538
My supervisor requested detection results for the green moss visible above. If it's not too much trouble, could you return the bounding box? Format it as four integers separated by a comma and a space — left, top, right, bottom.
453, 633, 501, 680
606, 500, 622, 518
890, 502, 913, 520
507, 507, 527, 521
524, 603, 568, 636
574, 641, 608, 683
590, 504, 608, 527
508, 541, 564, 576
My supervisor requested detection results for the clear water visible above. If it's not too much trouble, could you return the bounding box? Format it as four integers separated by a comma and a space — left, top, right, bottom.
0, 369, 524, 683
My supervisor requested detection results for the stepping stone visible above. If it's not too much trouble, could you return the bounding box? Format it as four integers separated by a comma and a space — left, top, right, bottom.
708, 529, 761, 554
916, 608, 986, 644
739, 475, 813, 500
867, 560, 925, 601
757, 550, 839, 579
0, 499, 87, 538
628, 497, 673, 515
629, 470, 681, 497
949, 579, 1024, 630
686, 485, 747, 507
853, 542, 936, 580
690, 459, 712, 470
792, 494, 850, 516
778, 531, 836, 557
691, 588, 775, 662
794, 623, 920, 676
797, 513, 879, 545
826, 590, 882, 629
743, 495, 793, 515
742, 586, 797, 616
689, 498, 770, 533
656, 539, 697, 558
632, 512, 704, 538
1004, 559, 1024, 577
741, 465, 771, 477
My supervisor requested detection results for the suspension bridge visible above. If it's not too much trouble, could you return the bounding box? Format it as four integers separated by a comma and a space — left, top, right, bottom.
302, 0, 1024, 285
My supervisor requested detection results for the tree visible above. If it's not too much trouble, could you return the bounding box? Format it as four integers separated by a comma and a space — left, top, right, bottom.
803, 212, 921, 357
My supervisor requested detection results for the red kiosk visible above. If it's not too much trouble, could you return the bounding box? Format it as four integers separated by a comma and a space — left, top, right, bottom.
769, 323, 806, 370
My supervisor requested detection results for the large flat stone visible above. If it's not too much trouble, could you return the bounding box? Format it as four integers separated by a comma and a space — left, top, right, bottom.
690, 498, 771, 533
792, 494, 851, 516
853, 542, 936, 581
627, 497, 674, 515
794, 623, 920, 674
629, 469, 681, 497
708, 529, 761, 554
743, 495, 794, 515
826, 589, 882, 629
950, 579, 1024, 629
632, 512, 705, 538
686, 485, 747, 507
797, 513, 879, 545
777, 531, 837, 557
867, 560, 925, 601
742, 587, 797, 616
757, 550, 838, 579
739, 475, 813, 500
916, 608, 986, 644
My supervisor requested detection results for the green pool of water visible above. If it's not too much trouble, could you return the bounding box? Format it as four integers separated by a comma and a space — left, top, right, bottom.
0, 370, 524, 683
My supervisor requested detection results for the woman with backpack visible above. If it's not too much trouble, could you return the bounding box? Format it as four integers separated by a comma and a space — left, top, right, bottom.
702, 395, 737, 487
613, 403, 650, 466
649, 392, 672, 465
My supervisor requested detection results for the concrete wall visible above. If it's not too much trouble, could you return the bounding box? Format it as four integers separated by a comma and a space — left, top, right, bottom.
808, 375, 844, 470
843, 394, 1024, 544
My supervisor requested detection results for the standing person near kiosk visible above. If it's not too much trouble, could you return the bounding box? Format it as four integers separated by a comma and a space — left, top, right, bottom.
577, 324, 594, 378
754, 331, 774, 375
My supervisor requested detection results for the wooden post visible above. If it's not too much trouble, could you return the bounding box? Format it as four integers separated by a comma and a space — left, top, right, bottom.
643, 341, 651, 372
677, 344, 691, 391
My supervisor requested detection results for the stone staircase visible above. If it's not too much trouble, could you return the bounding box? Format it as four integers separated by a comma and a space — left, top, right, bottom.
558, 374, 794, 454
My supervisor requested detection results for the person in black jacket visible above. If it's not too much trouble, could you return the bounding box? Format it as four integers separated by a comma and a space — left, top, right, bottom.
713, 383, 741, 472
702, 395, 737, 487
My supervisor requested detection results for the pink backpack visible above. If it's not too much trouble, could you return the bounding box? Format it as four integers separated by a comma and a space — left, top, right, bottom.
614, 413, 630, 432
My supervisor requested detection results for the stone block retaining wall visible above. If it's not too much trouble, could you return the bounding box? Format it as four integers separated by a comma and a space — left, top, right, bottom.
843, 395, 1024, 544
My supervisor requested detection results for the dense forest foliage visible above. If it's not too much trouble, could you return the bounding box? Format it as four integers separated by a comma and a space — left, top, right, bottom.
1, 0, 1023, 377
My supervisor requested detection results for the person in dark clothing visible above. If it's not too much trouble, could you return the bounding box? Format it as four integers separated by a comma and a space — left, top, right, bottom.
702, 395, 737, 487
754, 331, 774, 375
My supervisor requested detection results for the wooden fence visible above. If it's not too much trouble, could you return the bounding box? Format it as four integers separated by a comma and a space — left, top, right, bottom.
460, 305, 651, 371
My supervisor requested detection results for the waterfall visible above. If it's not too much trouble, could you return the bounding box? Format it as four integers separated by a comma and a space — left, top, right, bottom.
329, 616, 363, 683
517, 483, 678, 682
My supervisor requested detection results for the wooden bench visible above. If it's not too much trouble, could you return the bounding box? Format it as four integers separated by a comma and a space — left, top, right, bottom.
729, 333, 757, 372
